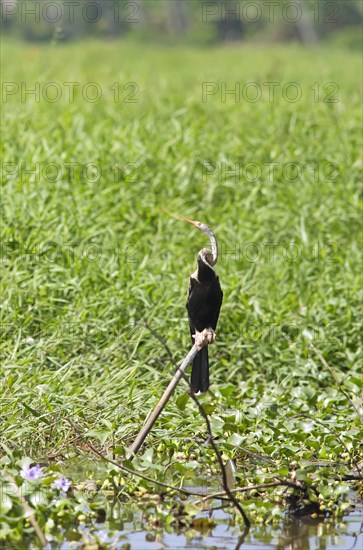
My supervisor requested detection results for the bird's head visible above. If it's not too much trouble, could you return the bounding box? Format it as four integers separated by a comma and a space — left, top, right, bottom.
180, 216, 218, 265
179, 217, 211, 235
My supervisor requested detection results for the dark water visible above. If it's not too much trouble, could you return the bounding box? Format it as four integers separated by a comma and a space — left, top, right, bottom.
127, 508, 362, 550
67, 494, 362, 550
59, 459, 362, 549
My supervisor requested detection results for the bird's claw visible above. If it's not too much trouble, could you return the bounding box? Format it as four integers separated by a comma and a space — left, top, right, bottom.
195, 328, 216, 349
205, 328, 216, 344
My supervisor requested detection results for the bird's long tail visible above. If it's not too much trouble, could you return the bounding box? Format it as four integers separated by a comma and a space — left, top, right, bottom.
191, 346, 209, 393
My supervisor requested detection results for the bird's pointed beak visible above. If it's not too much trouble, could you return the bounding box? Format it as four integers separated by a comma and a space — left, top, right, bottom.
179, 215, 199, 228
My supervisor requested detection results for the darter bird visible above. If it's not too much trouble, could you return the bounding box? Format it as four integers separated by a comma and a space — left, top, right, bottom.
181, 217, 223, 393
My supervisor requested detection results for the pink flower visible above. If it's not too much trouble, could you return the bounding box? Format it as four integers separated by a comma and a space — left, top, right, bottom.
20, 464, 44, 481
52, 476, 71, 493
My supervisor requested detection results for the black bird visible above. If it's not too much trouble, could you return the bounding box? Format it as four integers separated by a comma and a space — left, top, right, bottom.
182, 217, 223, 393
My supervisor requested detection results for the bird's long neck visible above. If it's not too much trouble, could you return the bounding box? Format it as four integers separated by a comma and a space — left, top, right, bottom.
207, 230, 218, 265
197, 252, 216, 282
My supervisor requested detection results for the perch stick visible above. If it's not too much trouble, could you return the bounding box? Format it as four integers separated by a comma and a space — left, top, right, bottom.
128, 335, 208, 456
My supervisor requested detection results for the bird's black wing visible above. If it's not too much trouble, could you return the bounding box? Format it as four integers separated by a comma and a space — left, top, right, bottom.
186, 275, 209, 392
209, 275, 223, 330
186, 276, 197, 341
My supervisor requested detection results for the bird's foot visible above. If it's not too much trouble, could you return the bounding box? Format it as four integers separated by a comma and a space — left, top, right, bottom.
205, 328, 216, 344
195, 328, 216, 349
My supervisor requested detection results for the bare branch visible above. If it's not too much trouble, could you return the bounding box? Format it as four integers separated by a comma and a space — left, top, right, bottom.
65, 418, 203, 497
196, 479, 304, 504
128, 342, 203, 456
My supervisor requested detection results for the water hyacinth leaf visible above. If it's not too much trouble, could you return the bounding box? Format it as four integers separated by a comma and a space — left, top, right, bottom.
0, 523, 12, 539
113, 446, 126, 456
30, 490, 47, 507
174, 462, 187, 474
185, 461, 199, 470
210, 417, 224, 432
141, 448, 154, 464
16, 457, 34, 469
228, 432, 244, 447
202, 404, 215, 415
276, 466, 289, 477
307, 489, 318, 502
295, 469, 308, 482
218, 384, 235, 398
334, 484, 351, 498
1, 494, 13, 514
165, 513, 174, 526
175, 393, 189, 411
121, 460, 134, 471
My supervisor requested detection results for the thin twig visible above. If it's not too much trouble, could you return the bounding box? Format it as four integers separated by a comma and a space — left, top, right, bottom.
65, 418, 203, 497
196, 479, 304, 504
308, 341, 363, 425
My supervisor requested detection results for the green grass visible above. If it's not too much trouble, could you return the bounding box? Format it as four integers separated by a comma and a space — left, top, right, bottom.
1, 40, 362, 545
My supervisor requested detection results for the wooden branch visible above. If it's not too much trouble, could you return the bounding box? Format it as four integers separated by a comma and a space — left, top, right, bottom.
128, 339, 205, 457
135, 319, 250, 527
